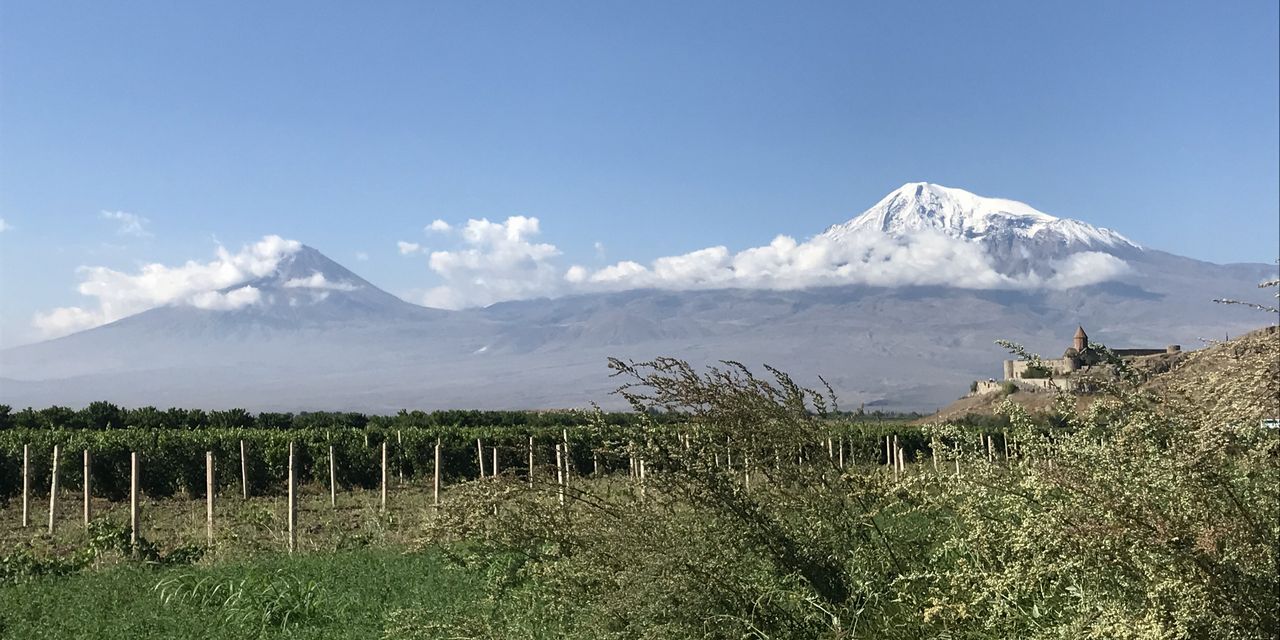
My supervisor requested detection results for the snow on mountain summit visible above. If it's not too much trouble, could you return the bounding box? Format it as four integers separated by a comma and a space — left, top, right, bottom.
822, 182, 1137, 249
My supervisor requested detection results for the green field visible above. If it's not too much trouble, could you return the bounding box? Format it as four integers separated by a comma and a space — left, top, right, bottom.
1, 549, 482, 639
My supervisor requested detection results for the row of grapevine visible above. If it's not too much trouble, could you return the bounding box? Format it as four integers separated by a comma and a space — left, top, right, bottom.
0, 422, 996, 501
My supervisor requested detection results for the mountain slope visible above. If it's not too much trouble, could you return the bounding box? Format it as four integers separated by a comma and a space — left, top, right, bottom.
0, 184, 1273, 412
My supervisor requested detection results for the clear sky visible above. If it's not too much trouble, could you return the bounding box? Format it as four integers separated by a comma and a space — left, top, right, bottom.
1, 1, 1277, 347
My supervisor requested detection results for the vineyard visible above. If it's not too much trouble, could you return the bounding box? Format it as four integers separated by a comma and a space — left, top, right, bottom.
0, 417, 958, 501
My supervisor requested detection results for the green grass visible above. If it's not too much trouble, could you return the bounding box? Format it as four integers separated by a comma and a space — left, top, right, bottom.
0, 548, 484, 639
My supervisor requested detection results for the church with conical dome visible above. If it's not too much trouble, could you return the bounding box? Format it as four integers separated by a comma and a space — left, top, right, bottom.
991, 326, 1182, 391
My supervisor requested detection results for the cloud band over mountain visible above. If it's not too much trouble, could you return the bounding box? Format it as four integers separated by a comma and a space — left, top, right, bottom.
30, 184, 1137, 339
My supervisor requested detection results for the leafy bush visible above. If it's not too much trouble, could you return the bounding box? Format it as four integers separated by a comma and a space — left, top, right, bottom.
413, 341, 1278, 638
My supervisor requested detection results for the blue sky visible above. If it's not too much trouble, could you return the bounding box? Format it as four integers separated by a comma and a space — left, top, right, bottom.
1, 1, 1277, 346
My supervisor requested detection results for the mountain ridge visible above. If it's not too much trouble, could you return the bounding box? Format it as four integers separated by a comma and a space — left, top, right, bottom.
1, 183, 1274, 411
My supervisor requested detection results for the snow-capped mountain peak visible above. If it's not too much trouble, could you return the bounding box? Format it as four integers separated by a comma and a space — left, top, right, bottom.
822, 182, 1137, 249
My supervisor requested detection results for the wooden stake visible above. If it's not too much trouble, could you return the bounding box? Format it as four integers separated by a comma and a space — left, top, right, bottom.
561, 429, 571, 486
239, 440, 248, 500
205, 451, 214, 545
83, 449, 92, 528
527, 436, 534, 488
555, 444, 565, 506
931, 438, 939, 474
380, 441, 388, 511
397, 430, 404, 483
744, 455, 751, 492
492, 446, 499, 477
638, 456, 646, 499
1002, 431, 1010, 462
838, 438, 844, 469
433, 438, 442, 506
130, 452, 139, 546
21, 444, 29, 528
592, 451, 599, 477
329, 445, 336, 507
475, 439, 485, 478
892, 435, 899, 472
48, 445, 59, 534
287, 442, 296, 553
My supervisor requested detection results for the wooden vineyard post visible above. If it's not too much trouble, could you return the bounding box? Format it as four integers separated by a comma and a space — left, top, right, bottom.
48, 445, 59, 535
555, 444, 565, 506
380, 441, 388, 512
884, 435, 891, 469
638, 457, 646, 499
931, 438, 939, 474
743, 455, 751, 492
329, 445, 336, 507
397, 430, 404, 484
83, 449, 92, 528
130, 452, 139, 546
433, 438, 443, 506
527, 436, 535, 489
1003, 431, 1011, 463
287, 442, 297, 553
206, 451, 214, 546
838, 438, 844, 469
987, 435, 996, 464
892, 435, 899, 473
239, 440, 248, 500
492, 447, 499, 477
561, 429, 571, 490
592, 451, 599, 477
475, 439, 485, 479
21, 444, 29, 528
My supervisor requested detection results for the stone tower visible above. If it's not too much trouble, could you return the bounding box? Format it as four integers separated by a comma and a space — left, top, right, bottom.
1073, 325, 1088, 352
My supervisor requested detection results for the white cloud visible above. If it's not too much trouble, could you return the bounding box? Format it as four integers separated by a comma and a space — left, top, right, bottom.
283, 271, 359, 291
397, 241, 423, 255
566, 231, 1015, 292
1040, 251, 1131, 289
188, 286, 263, 310
100, 210, 152, 237
419, 216, 562, 308
30, 306, 102, 338
0, 218, 11, 232
32, 235, 301, 339
420, 216, 1132, 308
426, 219, 451, 233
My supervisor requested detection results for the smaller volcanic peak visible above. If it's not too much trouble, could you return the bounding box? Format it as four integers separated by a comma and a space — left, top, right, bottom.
224, 245, 436, 322
822, 182, 1137, 250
